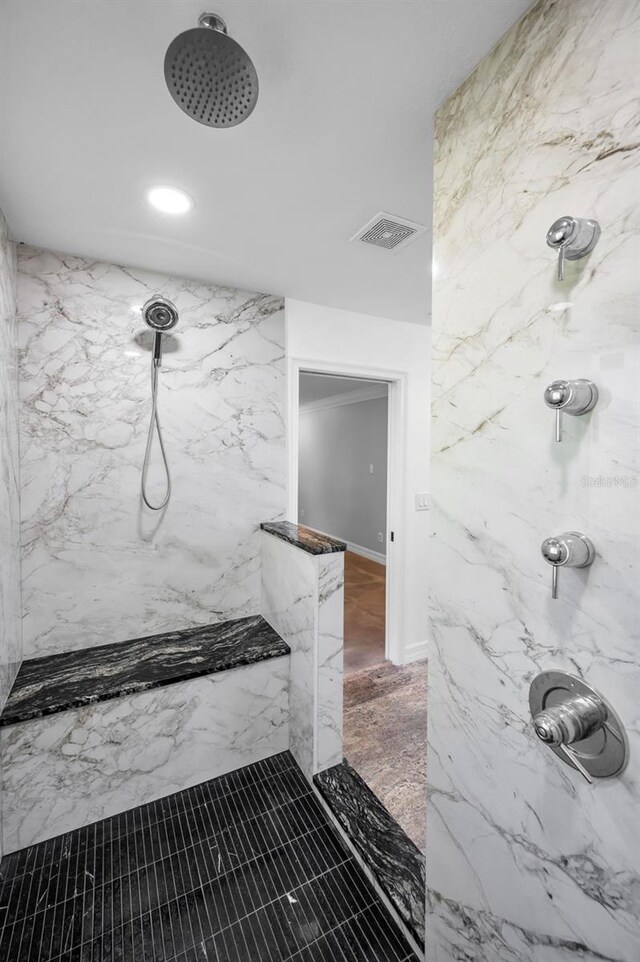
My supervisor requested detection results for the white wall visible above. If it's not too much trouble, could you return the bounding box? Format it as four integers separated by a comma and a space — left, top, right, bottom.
299, 393, 388, 557
286, 298, 430, 665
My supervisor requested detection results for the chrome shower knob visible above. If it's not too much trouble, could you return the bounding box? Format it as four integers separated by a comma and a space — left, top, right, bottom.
530, 671, 629, 783
541, 531, 595, 599
543, 378, 598, 441
533, 694, 606, 748
546, 216, 600, 281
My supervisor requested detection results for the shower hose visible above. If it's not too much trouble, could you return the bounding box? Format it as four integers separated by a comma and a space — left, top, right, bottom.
141, 357, 171, 510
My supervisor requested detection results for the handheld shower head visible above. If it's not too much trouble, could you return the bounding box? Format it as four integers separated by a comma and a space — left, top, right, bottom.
140, 297, 178, 511
164, 13, 259, 128
143, 296, 179, 332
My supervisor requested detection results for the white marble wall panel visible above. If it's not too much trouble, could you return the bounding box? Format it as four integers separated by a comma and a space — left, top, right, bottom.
0, 210, 20, 710
0, 208, 21, 862
260, 532, 316, 775
1, 657, 290, 853
260, 531, 344, 778
428, 2, 640, 961
316, 553, 344, 771
17, 247, 285, 658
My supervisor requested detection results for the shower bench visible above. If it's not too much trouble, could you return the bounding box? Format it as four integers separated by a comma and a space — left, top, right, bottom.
0, 615, 291, 853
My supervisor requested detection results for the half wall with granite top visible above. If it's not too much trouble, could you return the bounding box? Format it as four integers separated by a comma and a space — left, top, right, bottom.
260, 522, 345, 779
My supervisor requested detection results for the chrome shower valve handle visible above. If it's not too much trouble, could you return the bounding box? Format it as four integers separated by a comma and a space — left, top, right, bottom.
529, 672, 629, 783
533, 694, 607, 783
546, 216, 600, 281
543, 378, 598, 442
541, 531, 595, 599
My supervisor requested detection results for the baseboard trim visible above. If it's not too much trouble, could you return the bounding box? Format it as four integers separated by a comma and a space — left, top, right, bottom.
345, 541, 386, 566
402, 641, 428, 665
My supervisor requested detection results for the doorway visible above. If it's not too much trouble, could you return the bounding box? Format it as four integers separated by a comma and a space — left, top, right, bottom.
298, 372, 389, 671
295, 367, 426, 850
293, 360, 427, 943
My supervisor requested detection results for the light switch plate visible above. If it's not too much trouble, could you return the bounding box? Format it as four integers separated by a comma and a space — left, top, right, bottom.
415, 492, 430, 511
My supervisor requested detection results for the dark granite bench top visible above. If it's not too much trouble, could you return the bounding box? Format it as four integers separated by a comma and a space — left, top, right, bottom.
261, 521, 346, 555
314, 759, 425, 946
0, 615, 290, 728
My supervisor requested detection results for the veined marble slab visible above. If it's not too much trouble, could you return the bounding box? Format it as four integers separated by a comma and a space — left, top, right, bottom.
314, 759, 426, 947
316, 553, 344, 771
260, 528, 344, 778
0, 209, 20, 714
17, 247, 286, 659
260, 521, 346, 555
428, 1, 640, 960
1, 656, 290, 853
1, 614, 289, 726
0, 207, 20, 863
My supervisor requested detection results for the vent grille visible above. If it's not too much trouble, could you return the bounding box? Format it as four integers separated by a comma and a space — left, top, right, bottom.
350, 212, 427, 253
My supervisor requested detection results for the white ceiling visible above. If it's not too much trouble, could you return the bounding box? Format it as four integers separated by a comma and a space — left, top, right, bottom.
0, 0, 530, 324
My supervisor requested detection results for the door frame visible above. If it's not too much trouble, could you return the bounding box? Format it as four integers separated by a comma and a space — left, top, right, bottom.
287, 355, 408, 665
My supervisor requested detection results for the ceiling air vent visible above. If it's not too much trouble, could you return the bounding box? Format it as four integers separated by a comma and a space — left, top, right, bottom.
350, 211, 427, 253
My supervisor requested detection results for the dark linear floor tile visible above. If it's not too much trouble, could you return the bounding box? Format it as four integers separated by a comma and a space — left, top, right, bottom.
0, 754, 298, 894
2, 772, 315, 937
198, 857, 380, 962
328, 902, 416, 961
1, 752, 417, 962
146, 751, 298, 832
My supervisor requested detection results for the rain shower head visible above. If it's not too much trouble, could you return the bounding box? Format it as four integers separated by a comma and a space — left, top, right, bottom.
164, 13, 259, 128
143, 296, 179, 332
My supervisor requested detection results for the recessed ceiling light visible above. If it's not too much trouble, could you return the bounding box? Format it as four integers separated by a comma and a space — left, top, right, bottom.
146, 185, 193, 214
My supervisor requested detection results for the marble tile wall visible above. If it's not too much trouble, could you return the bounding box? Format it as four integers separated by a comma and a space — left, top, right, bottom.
428, 1, 640, 960
0, 211, 20, 710
316, 553, 344, 772
0, 656, 290, 852
17, 247, 286, 658
260, 530, 344, 778
0, 207, 21, 861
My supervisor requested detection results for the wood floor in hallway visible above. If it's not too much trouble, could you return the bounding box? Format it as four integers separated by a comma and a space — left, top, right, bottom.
344, 551, 386, 674
343, 551, 427, 852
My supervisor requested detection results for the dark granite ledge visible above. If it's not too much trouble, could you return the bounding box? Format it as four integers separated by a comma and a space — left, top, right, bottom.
261, 520, 347, 555
0, 615, 290, 728
314, 759, 426, 947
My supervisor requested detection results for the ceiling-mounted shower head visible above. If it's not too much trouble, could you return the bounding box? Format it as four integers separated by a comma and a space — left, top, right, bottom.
164, 12, 259, 128
142, 296, 179, 332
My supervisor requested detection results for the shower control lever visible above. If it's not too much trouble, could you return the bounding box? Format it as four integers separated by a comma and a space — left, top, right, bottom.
543, 378, 598, 441
541, 531, 595, 599
529, 671, 628, 783
546, 216, 600, 281
532, 694, 607, 783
